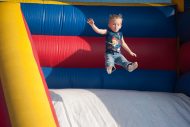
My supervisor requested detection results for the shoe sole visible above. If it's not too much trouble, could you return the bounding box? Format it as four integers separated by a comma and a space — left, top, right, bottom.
128, 62, 138, 72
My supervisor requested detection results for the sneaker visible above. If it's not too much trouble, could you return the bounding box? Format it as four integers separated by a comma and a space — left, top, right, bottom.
128, 62, 138, 72
106, 66, 116, 74
107, 68, 112, 74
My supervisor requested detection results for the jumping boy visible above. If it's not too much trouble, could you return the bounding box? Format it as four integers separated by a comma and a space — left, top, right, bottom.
87, 14, 138, 74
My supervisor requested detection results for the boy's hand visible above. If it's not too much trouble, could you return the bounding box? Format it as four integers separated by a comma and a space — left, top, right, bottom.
87, 18, 94, 26
129, 52, 137, 57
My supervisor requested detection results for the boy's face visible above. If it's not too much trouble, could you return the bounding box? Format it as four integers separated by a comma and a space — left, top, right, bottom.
108, 18, 122, 32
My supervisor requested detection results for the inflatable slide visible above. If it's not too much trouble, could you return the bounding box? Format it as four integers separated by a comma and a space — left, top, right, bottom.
0, 0, 190, 127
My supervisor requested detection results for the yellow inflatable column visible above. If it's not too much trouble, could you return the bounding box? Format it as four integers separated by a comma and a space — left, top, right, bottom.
0, 2, 58, 127
172, 0, 184, 12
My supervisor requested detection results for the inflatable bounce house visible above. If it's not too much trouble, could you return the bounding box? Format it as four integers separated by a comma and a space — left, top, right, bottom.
0, 0, 190, 127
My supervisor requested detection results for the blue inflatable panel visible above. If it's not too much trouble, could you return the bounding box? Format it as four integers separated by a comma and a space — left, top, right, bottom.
21, 3, 176, 37
185, 0, 190, 9
176, 72, 190, 96
178, 9, 190, 43
42, 67, 176, 92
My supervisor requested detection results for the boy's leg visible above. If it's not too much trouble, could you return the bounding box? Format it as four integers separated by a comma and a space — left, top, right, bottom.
115, 54, 138, 72
105, 53, 115, 74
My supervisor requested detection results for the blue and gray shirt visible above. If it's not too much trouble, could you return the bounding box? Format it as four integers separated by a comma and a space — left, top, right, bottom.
105, 28, 123, 53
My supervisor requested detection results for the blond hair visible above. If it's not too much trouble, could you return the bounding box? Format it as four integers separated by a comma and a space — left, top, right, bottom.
109, 14, 123, 21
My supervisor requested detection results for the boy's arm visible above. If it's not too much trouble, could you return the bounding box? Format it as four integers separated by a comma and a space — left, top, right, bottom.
87, 18, 107, 35
121, 36, 137, 57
